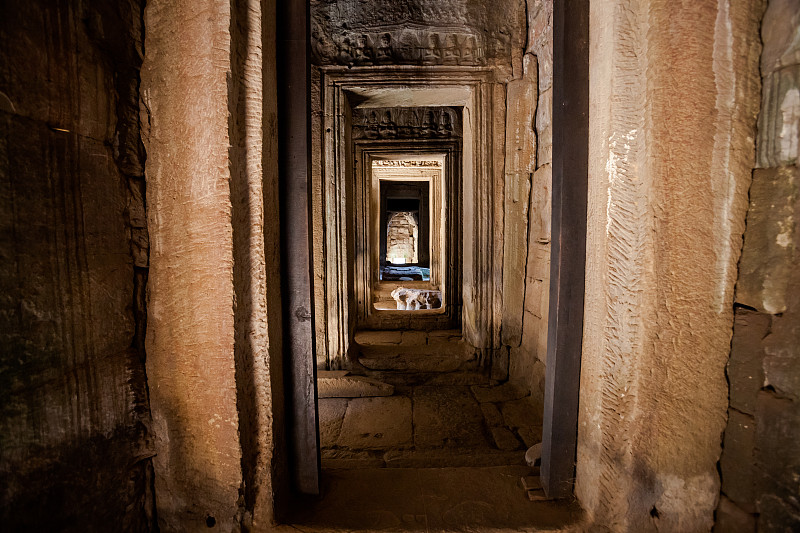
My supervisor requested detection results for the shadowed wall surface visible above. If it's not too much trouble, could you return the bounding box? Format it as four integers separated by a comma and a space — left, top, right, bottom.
0, 0, 154, 530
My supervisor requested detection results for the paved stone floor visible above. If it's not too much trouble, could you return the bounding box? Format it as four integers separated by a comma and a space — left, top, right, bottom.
284, 466, 583, 532
319, 330, 544, 469
282, 331, 577, 532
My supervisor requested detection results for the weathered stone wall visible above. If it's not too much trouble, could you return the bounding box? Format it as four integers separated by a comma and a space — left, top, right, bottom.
716, 1, 800, 530
386, 212, 419, 264
505, 0, 552, 396
310, 0, 528, 371
578, 0, 763, 530
0, 0, 154, 530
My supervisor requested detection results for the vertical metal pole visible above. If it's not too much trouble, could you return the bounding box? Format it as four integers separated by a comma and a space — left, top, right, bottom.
277, 0, 320, 496
540, 0, 589, 499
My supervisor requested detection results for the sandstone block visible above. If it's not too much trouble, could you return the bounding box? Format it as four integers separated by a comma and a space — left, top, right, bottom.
757, 493, 800, 532
526, 0, 553, 91
728, 308, 770, 414
763, 310, 800, 400
359, 353, 463, 373
757, 0, 800, 167
355, 330, 402, 345
737, 167, 798, 313
720, 409, 756, 509
413, 386, 487, 448
318, 398, 348, 447
337, 396, 412, 449
755, 391, 800, 513
517, 426, 543, 448
471, 381, 529, 403
715, 495, 756, 533
317, 374, 394, 398
490, 427, 522, 451
428, 329, 462, 341
505, 78, 537, 174
401, 330, 428, 345
480, 403, 504, 427
521, 475, 542, 491
501, 396, 543, 429
760, 0, 800, 77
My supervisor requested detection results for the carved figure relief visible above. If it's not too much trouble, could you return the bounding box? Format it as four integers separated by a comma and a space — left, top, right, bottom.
353, 107, 461, 140
442, 34, 460, 65
421, 34, 442, 65
376, 33, 395, 64
311, 25, 486, 67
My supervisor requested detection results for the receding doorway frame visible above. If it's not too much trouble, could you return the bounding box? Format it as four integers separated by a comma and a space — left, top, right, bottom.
354, 142, 462, 330
313, 66, 503, 372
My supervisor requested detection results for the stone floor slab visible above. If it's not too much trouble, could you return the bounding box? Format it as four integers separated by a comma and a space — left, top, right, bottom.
480, 403, 504, 427
518, 426, 543, 448
337, 396, 412, 449
501, 396, 543, 428
413, 386, 489, 448
490, 426, 523, 451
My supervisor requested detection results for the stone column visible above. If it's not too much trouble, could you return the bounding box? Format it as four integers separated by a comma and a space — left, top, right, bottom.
141, 1, 242, 529
578, 0, 762, 530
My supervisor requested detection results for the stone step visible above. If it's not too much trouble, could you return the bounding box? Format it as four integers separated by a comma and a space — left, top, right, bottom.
320, 447, 526, 470
359, 352, 475, 372
354, 329, 463, 347
317, 371, 395, 398
360, 370, 489, 388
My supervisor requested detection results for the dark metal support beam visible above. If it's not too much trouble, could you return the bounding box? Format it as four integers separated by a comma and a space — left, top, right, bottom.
540, 0, 589, 499
277, 0, 320, 497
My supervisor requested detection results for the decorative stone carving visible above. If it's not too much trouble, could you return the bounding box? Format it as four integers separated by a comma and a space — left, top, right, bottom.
391, 287, 443, 310
311, 26, 487, 67
373, 159, 441, 167
353, 107, 461, 139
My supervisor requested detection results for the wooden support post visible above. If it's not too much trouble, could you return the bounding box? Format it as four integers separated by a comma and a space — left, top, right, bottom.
540, 0, 589, 499
277, 0, 320, 497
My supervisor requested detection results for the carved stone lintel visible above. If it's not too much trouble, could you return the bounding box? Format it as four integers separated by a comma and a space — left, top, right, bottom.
353, 106, 461, 140
312, 26, 487, 67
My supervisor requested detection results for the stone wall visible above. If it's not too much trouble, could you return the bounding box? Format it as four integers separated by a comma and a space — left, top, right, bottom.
0, 0, 154, 530
578, 0, 763, 530
716, 1, 800, 530
386, 212, 419, 264
505, 0, 552, 395
310, 0, 529, 372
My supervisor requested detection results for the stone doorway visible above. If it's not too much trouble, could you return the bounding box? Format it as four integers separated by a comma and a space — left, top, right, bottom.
312, 67, 502, 372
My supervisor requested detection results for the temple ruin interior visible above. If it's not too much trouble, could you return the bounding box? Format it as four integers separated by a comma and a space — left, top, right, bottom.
1, 0, 799, 531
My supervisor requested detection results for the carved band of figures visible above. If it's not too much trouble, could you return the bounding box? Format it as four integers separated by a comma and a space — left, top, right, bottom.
312, 28, 497, 67
353, 107, 461, 140
373, 160, 442, 167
